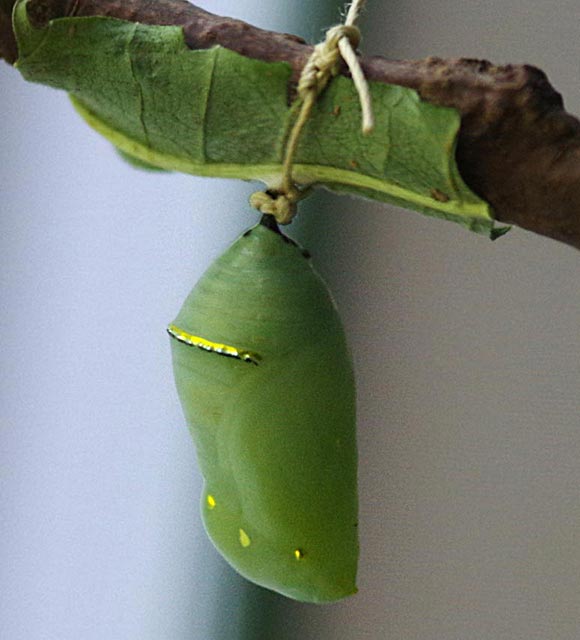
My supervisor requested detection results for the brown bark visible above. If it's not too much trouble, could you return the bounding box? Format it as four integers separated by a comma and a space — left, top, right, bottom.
3, 0, 580, 250
0, 0, 18, 62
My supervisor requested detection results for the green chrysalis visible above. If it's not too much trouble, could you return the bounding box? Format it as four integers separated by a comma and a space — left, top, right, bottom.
168, 215, 358, 603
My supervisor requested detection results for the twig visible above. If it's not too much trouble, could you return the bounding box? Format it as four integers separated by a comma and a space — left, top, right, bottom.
3, 0, 580, 250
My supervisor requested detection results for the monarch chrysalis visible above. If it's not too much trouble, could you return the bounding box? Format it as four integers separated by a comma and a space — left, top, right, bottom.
168, 215, 358, 603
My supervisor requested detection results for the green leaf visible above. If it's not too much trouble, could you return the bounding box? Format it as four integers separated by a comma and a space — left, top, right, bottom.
115, 149, 168, 172
13, 0, 504, 237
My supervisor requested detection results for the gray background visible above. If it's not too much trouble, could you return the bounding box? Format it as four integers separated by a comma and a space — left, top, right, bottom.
1, 1, 580, 638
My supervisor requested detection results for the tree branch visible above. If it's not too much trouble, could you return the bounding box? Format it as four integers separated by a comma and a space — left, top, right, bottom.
3, 0, 580, 250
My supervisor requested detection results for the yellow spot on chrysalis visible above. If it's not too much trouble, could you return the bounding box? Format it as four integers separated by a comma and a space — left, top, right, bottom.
207, 494, 216, 509
167, 324, 261, 365
294, 549, 304, 560
239, 529, 251, 547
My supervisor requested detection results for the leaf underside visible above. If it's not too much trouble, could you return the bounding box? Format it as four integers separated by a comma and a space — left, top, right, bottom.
13, 0, 504, 237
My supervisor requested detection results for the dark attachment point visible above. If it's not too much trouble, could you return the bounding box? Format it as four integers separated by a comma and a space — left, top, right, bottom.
258, 207, 311, 259
259, 210, 282, 234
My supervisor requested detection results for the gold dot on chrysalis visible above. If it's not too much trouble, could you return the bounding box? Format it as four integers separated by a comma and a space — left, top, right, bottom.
239, 529, 251, 548
207, 494, 216, 509
294, 549, 304, 560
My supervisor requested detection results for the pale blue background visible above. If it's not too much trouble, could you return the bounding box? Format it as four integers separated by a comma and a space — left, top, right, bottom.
2, 1, 580, 639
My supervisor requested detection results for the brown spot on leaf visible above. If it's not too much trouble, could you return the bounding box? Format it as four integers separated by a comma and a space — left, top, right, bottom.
431, 188, 450, 203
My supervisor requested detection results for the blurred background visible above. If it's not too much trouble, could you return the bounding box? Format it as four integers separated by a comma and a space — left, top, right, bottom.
1, 1, 580, 638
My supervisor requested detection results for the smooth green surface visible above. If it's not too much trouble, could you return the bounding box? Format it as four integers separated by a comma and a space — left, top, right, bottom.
170, 224, 358, 603
13, 0, 504, 237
